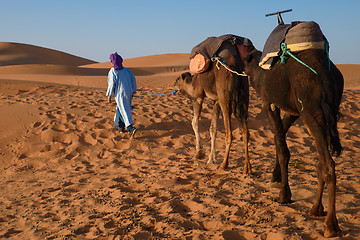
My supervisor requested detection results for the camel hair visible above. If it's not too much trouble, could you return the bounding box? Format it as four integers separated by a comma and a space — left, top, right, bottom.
175, 41, 251, 174
243, 47, 343, 238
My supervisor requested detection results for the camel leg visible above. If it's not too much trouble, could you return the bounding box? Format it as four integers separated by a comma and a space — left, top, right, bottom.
310, 162, 326, 216
241, 120, 252, 175
271, 114, 299, 187
192, 98, 205, 159
208, 102, 220, 164
303, 118, 342, 237
219, 101, 232, 170
265, 104, 292, 203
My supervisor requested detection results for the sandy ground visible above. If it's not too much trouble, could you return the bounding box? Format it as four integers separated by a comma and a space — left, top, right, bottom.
0, 43, 359, 239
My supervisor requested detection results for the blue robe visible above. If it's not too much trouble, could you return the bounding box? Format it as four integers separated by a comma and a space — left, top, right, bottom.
106, 67, 137, 127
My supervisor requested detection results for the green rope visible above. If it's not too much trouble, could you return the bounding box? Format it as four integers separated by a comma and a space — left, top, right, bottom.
280, 42, 318, 75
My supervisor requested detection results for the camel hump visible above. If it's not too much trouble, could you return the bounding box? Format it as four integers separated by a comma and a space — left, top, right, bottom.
190, 35, 253, 60
189, 35, 254, 73
285, 21, 325, 52
260, 21, 327, 69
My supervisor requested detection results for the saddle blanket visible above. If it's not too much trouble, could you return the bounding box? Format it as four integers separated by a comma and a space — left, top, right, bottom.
189, 34, 254, 73
259, 21, 326, 69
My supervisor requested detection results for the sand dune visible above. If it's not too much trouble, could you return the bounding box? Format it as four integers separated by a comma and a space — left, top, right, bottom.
0, 42, 359, 239
0, 44, 189, 83
0, 42, 96, 67
123, 53, 190, 67
337, 64, 360, 89
0, 64, 107, 76
82, 53, 190, 68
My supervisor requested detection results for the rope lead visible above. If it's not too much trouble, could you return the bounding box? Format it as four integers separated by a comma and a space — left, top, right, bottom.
211, 56, 248, 77
135, 90, 177, 97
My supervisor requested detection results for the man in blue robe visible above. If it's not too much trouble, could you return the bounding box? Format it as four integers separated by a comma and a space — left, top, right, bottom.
106, 52, 137, 138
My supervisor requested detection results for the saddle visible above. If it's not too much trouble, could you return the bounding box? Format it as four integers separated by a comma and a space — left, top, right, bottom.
259, 21, 326, 69
189, 34, 254, 73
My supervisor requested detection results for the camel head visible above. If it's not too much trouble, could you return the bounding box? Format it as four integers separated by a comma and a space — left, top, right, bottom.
243, 49, 262, 75
243, 49, 263, 90
174, 72, 194, 96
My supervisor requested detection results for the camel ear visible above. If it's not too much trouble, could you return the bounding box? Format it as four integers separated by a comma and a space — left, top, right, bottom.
181, 72, 189, 80
181, 72, 193, 83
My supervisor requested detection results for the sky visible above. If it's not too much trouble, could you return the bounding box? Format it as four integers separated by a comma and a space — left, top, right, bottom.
1, 0, 359, 64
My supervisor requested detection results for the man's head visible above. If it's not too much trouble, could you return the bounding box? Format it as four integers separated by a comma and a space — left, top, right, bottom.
110, 52, 123, 70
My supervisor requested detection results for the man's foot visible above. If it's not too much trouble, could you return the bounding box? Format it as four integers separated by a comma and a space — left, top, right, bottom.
129, 128, 137, 139
118, 127, 125, 133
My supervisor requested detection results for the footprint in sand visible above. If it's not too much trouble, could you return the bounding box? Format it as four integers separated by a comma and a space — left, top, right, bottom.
33, 121, 42, 128
78, 133, 98, 146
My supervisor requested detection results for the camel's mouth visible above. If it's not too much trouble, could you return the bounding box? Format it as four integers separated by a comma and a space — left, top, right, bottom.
173, 79, 180, 91
174, 75, 185, 91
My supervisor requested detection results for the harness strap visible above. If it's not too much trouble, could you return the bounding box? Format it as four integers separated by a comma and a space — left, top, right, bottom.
211, 56, 248, 77
280, 42, 318, 75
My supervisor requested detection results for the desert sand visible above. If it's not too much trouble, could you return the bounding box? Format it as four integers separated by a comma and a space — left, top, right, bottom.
0, 42, 359, 239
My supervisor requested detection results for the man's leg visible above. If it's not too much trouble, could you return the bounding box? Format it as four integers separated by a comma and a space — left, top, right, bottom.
116, 107, 126, 132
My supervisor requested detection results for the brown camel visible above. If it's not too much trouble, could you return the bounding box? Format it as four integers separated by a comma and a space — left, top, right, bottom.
175, 41, 251, 174
243, 48, 343, 237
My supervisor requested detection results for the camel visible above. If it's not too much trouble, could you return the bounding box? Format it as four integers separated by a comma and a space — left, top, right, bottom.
175, 41, 251, 174
243, 48, 343, 237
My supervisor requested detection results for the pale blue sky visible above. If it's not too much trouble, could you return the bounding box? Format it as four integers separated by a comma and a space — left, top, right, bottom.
1, 0, 359, 64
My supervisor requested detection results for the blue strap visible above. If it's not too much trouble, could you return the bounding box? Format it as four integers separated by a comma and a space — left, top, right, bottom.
135, 90, 177, 97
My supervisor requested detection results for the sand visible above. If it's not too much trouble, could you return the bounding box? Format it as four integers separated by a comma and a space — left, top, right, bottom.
0, 43, 359, 239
